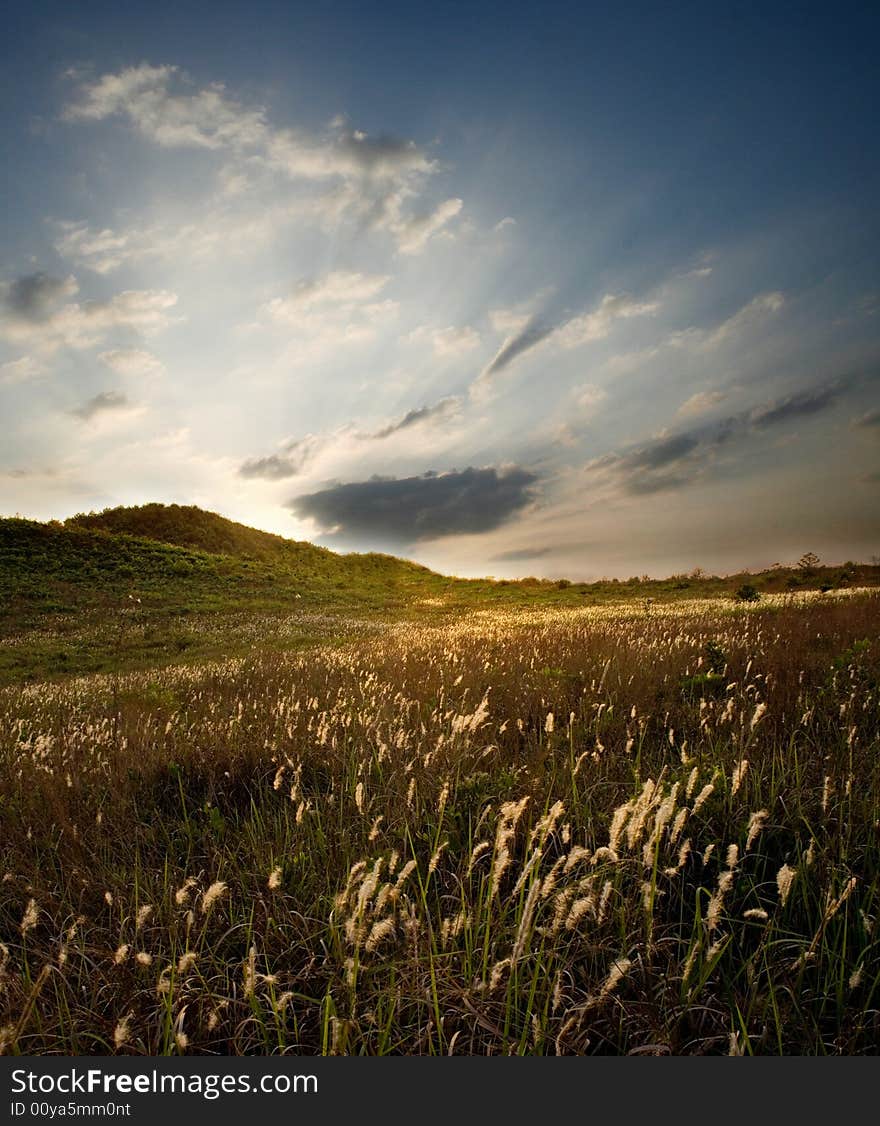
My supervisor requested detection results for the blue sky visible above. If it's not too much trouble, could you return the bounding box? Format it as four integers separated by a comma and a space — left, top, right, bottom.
2, 2, 878, 577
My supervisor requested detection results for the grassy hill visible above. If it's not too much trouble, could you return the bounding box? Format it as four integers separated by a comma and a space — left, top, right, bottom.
1, 502, 877, 684
1, 505, 443, 614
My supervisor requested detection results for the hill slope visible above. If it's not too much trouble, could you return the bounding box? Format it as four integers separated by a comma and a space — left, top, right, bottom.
64, 502, 435, 575
2, 503, 877, 685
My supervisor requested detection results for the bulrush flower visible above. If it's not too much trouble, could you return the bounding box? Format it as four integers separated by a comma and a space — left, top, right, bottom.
744, 908, 769, 922
113, 1013, 133, 1050
597, 957, 632, 1003
731, 759, 749, 796
776, 864, 797, 907
365, 917, 396, 953
268, 867, 283, 890
20, 899, 38, 935
174, 878, 197, 906
201, 881, 228, 914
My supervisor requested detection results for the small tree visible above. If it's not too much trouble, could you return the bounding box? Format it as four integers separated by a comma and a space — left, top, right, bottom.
735, 583, 761, 603
798, 551, 821, 576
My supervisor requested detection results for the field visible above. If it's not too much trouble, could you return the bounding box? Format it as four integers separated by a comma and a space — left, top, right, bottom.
2, 574, 879, 1055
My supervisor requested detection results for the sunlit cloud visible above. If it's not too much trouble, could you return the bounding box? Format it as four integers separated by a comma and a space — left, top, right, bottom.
0, 273, 179, 352
98, 349, 164, 377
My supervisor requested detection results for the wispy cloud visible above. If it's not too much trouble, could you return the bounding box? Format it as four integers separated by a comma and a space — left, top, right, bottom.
405, 324, 480, 357
588, 376, 852, 496
98, 349, 164, 377
238, 434, 324, 481
676, 389, 729, 418
489, 545, 553, 563
0, 355, 44, 384
472, 292, 658, 399
371, 396, 461, 439
0, 272, 178, 352
238, 397, 461, 481
669, 292, 785, 352
554, 294, 659, 349
852, 407, 880, 429
62, 64, 461, 255
71, 390, 137, 421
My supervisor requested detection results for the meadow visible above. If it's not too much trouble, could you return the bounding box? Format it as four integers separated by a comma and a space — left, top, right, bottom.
2, 582, 878, 1055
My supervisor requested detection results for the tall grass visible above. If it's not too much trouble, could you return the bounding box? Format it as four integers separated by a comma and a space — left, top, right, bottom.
1, 590, 878, 1054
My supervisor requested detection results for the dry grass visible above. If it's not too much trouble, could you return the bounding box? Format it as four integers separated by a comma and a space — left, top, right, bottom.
1, 588, 878, 1054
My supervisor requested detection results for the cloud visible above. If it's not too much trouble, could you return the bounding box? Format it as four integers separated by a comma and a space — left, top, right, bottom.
574, 384, 607, 417
676, 389, 729, 418
63, 63, 267, 150
394, 197, 463, 254
238, 434, 323, 480
238, 397, 461, 480
588, 376, 850, 496
472, 292, 658, 399
255, 270, 398, 361
71, 391, 136, 421
371, 396, 461, 439
53, 201, 310, 274
0, 356, 44, 384
481, 317, 555, 378
852, 407, 880, 429
489, 545, 553, 562
288, 465, 539, 546
98, 349, 164, 377
0, 274, 179, 351
554, 294, 659, 350
669, 292, 785, 352
749, 382, 844, 428
265, 271, 390, 320
406, 324, 480, 357
53, 223, 134, 275
63, 65, 454, 255
2, 272, 79, 319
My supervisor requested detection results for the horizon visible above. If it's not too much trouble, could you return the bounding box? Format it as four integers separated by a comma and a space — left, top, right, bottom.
2, 3, 879, 578
3, 500, 872, 584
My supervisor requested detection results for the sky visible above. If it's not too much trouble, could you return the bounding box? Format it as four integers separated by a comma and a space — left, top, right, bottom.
2, 1, 879, 579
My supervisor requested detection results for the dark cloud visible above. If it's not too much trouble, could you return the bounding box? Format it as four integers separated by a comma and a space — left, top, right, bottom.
239, 435, 319, 481
71, 391, 131, 420
482, 318, 555, 379
238, 454, 301, 480
749, 382, 844, 428
591, 378, 852, 496
371, 396, 460, 439
288, 465, 539, 547
338, 130, 432, 173
2, 272, 76, 321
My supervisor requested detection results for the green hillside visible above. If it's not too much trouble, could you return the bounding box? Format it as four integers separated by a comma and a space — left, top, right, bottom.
1, 502, 877, 685
0, 507, 458, 682
1, 506, 440, 613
